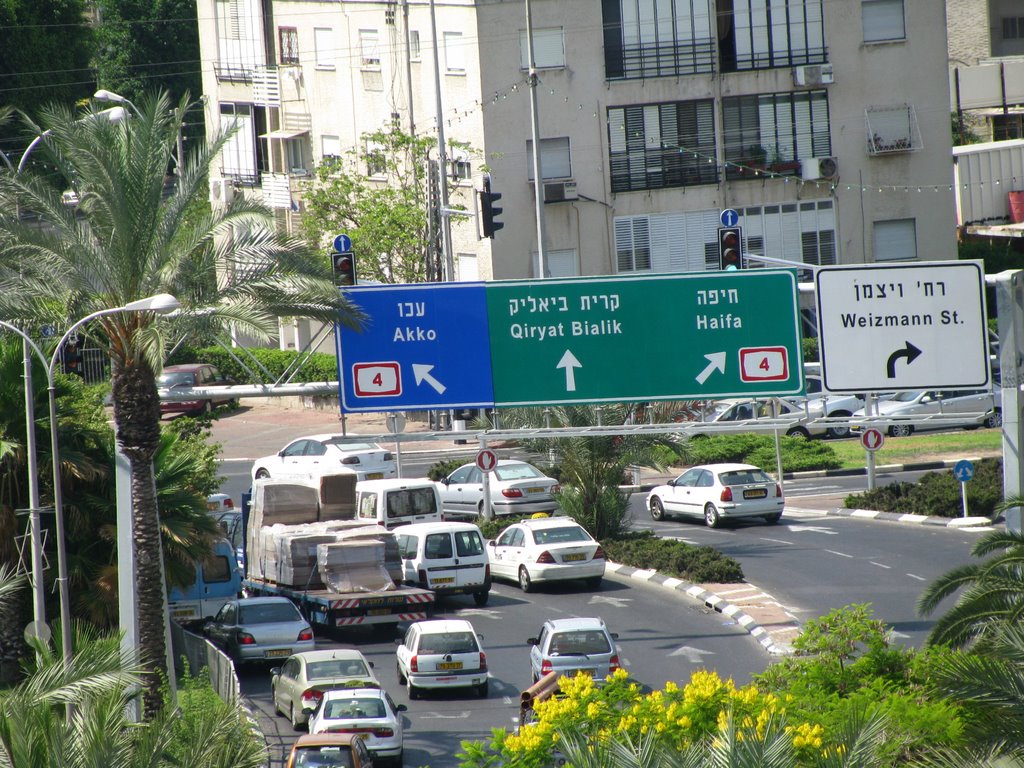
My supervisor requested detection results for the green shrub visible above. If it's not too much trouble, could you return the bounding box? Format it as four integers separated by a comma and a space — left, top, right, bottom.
166, 345, 339, 384
599, 531, 743, 582
477, 513, 538, 540
683, 433, 840, 472
427, 458, 464, 481
802, 336, 819, 363
844, 457, 1002, 518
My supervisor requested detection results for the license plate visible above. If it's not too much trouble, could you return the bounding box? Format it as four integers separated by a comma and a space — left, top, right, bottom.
266, 649, 290, 658
368, 608, 391, 616
367, 472, 384, 480
438, 661, 463, 671
527, 487, 545, 493
743, 488, 768, 499
431, 577, 454, 585
563, 553, 586, 562
206, 501, 219, 511
562, 669, 587, 678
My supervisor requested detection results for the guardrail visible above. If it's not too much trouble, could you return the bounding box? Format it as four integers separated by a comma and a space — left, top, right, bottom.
170, 619, 240, 704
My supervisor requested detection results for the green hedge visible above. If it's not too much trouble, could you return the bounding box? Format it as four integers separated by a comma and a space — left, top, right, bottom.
683, 433, 840, 472
599, 531, 744, 583
844, 457, 1003, 518
166, 345, 339, 384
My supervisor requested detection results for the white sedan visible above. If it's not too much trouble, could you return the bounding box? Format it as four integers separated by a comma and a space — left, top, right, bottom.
487, 517, 605, 592
646, 463, 784, 528
271, 649, 378, 729
251, 433, 396, 483
437, 460, 560, 518
306, 686, 406, 764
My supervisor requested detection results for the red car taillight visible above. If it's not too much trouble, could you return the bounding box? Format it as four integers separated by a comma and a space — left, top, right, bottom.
223, 498, 234, 509
410, 655, 418, 673
300, 688, 323, 708
536, 550, 555, 564
775, 483, 783, 499
479, 651, 487, 671
609, 655, 621, 674
297, 627, 313, 642
720, 487, 733, 502
485, 564, 491, 579
593, 546, 606, 560
373, 727, 395, 738
551, 484, 561, 493
540, 659, 552, 675
502, 488, 524, 498
237, 631, 255, 645
341, 456, 360, 465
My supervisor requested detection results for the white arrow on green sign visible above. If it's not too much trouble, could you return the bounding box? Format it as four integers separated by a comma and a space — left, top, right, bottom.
485, 270, 804, 406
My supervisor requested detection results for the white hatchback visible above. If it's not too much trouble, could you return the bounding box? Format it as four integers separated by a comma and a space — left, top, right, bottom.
395, 619, 488, 699
305, 686, 406, 764
487, 518, 605, 592
647, 463, 784, 528
251, 434, 396, 483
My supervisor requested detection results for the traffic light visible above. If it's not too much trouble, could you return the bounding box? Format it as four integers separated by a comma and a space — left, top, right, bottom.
480, 176, 504, 238
718, 226, 743, 270
332, 250, 357, 286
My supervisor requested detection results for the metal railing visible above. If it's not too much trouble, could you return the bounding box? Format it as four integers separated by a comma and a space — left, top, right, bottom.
170, 619, 240, 704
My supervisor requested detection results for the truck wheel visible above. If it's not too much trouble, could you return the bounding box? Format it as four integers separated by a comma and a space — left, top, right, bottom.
473, 590, 490, 606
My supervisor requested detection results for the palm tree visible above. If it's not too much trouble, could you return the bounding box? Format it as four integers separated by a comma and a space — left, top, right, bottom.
0, 91, 362, 717
918, 527, 1024, 649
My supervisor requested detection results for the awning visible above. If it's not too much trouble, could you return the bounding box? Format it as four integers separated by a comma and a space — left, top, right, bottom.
260, 129, 309, 140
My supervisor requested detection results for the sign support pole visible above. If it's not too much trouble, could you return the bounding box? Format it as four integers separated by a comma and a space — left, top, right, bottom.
961, 481, 969, 518
865, 394, 877, 491
479, 437, 493, 520
996, 270, 1024, 532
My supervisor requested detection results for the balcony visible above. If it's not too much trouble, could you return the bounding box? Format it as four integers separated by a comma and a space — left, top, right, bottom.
865, 104, 922, 155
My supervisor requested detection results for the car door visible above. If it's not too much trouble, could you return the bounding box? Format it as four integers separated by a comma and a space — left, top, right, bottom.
490, 527, 524, 578
529, 624, 550, 680
396, 625, 417, 677
276, 656, 301, 712
453, 527, 487, 590
444, 466, 482, 516
278, 439, 314, 477
207, 602, 237, 647
689, 469, 716, 514
397, 533, 419, 583
662, 468, 703, 516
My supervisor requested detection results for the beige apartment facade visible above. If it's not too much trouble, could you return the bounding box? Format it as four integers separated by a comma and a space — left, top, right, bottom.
197, 0, 956, 299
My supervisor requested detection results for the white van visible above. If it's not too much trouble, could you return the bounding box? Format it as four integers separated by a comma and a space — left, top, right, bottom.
355, 479, 443, 530
395, 522, 490, 606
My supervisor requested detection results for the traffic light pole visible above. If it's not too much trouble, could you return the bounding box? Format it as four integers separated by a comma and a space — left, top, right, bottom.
428, 0, 454, 282
525, 0, 549, 277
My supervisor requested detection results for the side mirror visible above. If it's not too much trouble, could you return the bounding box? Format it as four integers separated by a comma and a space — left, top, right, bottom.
487, 540, 496, 548
667, 479, 676, 487
394, 638, 403, 646
610, 633, 620, 640
270, 667, 281, 677
527, 637, 538, 646
368, 661, 375, 668
442, 477, 451, 485
396, 703, 408, 713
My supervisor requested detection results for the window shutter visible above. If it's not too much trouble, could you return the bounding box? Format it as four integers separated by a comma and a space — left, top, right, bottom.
862, 0, 905, 43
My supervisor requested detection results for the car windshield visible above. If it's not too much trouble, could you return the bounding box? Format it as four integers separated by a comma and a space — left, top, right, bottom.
532, 526, 590, 545
550, 630, 611, 655
417, 631, 478, 654
325, 439, 377, 451
293, 746, 355, 768
718, 469, 773, 486
307, 660, 370, 680
238, 602, 301, 624
157, 371, 195, 388
890, 390, 925, 403
494, 463, 544, 481
323, 697, 386, 720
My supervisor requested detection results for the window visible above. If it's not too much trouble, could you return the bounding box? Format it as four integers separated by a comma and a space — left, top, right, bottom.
219, 102, 261, 183
722, 90, 831, 180
1004, 17, 1024, 40
314, 27, 335, 69
608, 100, 718, 193
278, 27, 299, 64
455, 530, 484, 557
366, 140, 386, 176
286, 139, 305, 174
862, 0, 905, 43
526, 137, 571, 181
719, 0, 827, 72
865, 104, 921, 154
215, 0, 261, 80
602, 0, 715, 80
993, 114, 1024, 141
615, 218, 652, 272
740, 201, 835, 274
520, 27, 565, 69
321, 135, 342, 159
450, 149, 472, 180
873, 218, 917, 261
410, 30, 421, 60
533, 249, 579, 278
425, 533, 453, 559
360, 29, 381, 68
444, 31, 465, 73
202, 555, 232, 583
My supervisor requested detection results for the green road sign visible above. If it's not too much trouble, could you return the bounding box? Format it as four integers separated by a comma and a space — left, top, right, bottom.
485, 270, 804, 406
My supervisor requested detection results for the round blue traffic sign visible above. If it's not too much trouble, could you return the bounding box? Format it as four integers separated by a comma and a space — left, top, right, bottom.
953, 459, 975, 483
333, 233, 352, 253
720, 209, 739, 228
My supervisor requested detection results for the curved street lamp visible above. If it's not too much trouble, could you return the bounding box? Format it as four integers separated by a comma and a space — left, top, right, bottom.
0, 293, 181, 670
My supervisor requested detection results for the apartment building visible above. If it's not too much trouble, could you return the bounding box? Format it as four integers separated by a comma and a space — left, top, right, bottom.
196, 0, 956, 296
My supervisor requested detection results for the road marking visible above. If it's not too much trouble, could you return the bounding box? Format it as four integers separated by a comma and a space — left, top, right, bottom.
419, 711, 471, 720
906, 573, 926, 581
663, 535, 700, 545
785, 524, 838, 535
589, 595, 632, 608
503, 696, 513, 705
869, 561, 891, 569
455, 608, 503, 620
824, 549, 854, 558
668, 645, 715, 663
759, 537, 792, 545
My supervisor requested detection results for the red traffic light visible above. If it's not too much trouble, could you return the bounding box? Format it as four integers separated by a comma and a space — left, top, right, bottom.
718, 227, 743, 270
332, 251, 357, 286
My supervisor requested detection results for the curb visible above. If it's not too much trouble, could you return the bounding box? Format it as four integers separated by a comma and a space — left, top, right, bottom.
604, 562, 794, 656
820, 507, 995, 528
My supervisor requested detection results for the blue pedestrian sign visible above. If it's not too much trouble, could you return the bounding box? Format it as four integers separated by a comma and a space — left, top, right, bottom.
333, 233, 353, 253
336, 283, 495, 412
720, 209, 739, 228
953, 459, 975, 483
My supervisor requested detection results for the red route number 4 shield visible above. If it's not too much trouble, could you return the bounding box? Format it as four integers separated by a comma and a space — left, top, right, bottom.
476, 449, 498, 472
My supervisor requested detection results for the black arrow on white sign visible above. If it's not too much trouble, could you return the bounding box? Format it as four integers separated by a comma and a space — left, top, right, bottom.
886, 341, 922, 379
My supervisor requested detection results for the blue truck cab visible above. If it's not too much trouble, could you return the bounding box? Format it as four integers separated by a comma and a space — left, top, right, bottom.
168, 537, 242, 622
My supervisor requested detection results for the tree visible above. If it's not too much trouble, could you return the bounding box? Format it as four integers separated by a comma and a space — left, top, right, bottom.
486, 403, 679, 538
0, 91, 362, 717
918, 526, 1024, 649
300, 126, 473, 284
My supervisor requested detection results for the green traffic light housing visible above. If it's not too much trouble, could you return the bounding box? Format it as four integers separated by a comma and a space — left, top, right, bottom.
480, 175, 504, 239
718, 226, 743, 270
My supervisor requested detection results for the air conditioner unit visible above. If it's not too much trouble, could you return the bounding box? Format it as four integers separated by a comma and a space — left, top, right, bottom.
801, 156, 839, 181
793, 63, 834, 86
208, 178, 235, 204
543, 180, 578, 203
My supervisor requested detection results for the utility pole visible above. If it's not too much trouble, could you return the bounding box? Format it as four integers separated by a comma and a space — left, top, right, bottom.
428, 0, 454, 282
525, 0, 548, 277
